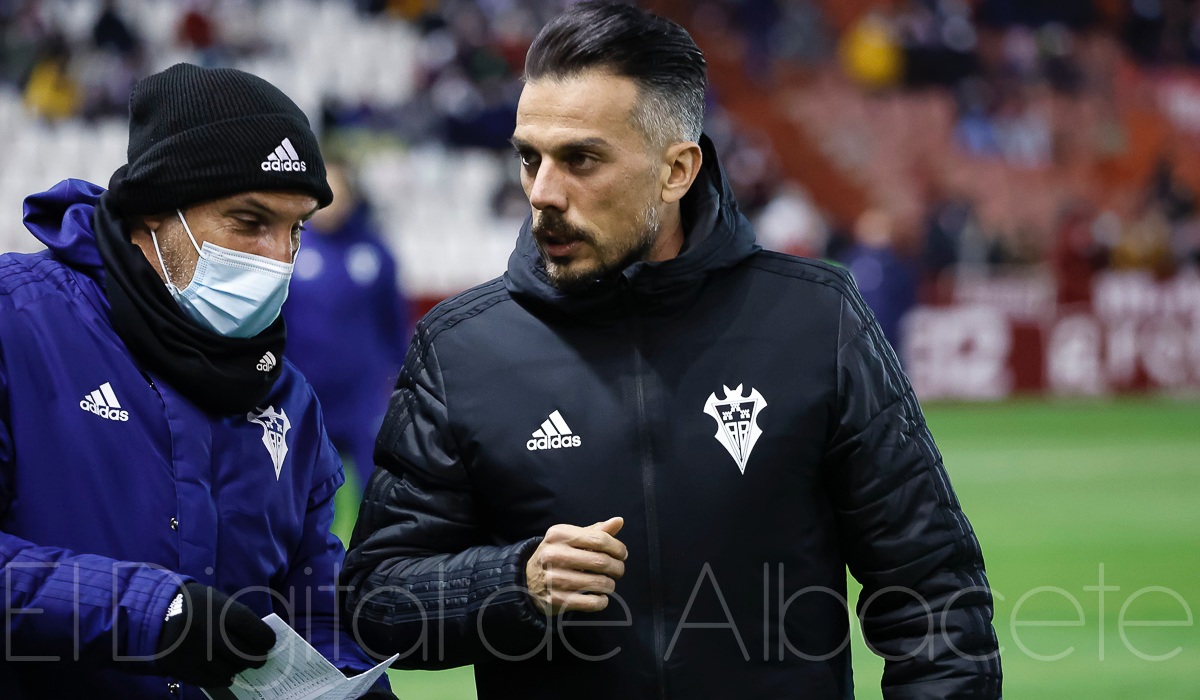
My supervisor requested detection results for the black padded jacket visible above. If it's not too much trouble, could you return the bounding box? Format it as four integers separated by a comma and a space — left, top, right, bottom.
340, 137, 1002, 700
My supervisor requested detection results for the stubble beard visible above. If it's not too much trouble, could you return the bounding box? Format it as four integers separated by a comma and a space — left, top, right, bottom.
536, 203, 662, 296
155, 222, 198, 291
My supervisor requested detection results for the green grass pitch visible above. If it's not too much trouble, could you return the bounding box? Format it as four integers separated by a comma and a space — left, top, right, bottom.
333, 398, 1200, 699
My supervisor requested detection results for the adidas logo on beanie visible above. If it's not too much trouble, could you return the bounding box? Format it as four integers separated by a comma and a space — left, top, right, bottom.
107, 63, 332, 215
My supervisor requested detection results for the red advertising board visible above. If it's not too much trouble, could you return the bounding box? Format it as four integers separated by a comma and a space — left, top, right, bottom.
901, 270, 1200, 399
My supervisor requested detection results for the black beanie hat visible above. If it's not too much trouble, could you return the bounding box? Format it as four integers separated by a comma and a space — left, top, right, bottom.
107, 63, 332, 215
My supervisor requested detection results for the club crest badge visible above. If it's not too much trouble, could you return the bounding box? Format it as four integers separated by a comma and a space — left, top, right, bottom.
247, 406, 291, 479
703, 384, 767, 474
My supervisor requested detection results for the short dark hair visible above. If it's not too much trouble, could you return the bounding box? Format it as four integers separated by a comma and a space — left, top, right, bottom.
524, 1, 707, 147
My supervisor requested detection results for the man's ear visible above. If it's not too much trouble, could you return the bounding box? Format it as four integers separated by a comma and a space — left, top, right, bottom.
661, 141, 703, 205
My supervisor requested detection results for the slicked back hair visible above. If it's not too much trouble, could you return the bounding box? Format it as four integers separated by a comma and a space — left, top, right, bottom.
523, 1, 707, 150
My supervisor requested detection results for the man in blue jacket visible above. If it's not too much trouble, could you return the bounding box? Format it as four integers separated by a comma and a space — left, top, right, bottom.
283, 161, 410, 495
342, 3, 1001, 699
1, 64, 395, 700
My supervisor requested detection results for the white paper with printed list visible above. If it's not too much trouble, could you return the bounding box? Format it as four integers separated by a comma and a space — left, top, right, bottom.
201, 614, 398, 700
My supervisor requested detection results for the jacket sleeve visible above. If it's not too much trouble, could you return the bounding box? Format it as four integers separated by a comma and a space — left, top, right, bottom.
823, 288, 1002, 699
340, 333, 547, 670
0, 351, 184, 667
276, 429, 389, 693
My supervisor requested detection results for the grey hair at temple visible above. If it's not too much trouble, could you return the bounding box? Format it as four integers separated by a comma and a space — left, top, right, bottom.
523, 1, 708, 149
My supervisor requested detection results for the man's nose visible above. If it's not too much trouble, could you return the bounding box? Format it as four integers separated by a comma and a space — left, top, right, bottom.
260, 226, 297, 264
528, 162, 568, 212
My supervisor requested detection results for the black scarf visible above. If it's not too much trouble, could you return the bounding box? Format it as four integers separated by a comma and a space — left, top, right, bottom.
93, 192, 286, 415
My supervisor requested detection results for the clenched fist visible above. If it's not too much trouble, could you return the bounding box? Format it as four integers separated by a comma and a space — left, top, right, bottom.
525, 517, 628, 616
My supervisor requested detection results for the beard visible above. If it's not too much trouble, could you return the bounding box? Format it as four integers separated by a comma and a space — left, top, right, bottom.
153, 220, 199, 291
533, 204, 662, 296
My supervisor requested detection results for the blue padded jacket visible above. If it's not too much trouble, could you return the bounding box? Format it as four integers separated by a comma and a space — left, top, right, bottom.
1, 180, 381, 699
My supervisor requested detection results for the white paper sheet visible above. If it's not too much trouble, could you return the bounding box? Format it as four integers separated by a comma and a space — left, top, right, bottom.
201, 614, 397, 700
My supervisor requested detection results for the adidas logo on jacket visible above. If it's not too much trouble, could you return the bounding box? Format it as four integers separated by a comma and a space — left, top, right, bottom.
526, 410, 581, 451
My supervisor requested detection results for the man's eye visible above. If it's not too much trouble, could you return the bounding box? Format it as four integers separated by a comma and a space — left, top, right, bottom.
513, 148, 538, 167
566, 153, 596, 168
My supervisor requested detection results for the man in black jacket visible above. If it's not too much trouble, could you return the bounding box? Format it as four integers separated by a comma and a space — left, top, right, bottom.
341, 3, 1001, 698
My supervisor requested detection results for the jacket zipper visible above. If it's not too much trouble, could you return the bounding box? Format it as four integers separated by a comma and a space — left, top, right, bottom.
626, 294, 669, 700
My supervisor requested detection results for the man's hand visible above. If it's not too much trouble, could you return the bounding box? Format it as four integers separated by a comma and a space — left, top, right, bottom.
525, 516, 627, 616
155, 581, 276, 688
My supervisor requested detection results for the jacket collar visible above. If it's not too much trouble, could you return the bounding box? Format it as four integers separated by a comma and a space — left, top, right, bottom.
503, 134, 760, 321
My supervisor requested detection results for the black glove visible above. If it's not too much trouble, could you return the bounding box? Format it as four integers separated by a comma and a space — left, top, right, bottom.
155, 581, 276, 688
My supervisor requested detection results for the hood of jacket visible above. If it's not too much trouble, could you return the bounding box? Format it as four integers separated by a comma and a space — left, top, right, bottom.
504, 134, 760, 319
22, 178, 108, 275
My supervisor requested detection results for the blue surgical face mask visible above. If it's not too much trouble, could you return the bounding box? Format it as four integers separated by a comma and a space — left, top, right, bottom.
151, 209, 294, 338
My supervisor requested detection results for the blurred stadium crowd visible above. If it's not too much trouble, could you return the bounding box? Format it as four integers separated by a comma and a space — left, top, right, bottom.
3, 0, 1200, 396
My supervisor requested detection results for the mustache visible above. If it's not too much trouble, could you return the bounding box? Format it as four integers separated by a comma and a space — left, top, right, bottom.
531, 211, 594, 246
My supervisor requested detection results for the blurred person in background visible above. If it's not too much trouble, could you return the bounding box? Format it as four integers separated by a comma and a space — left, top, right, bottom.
82, 0, 145, 119
0, 63, 395, 700
21, 31, 79, 120
1112, 196, 1175, 276
341, 3, 1000, 698
91, 0, 140, 58
1, 1, 51, 87
751, 181, 830, 259
1052, 199, 1107, 304
283, 159, 410, 495
920, 184, 985, 302
839, 207, 918, 351
839, 8, 904, 91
